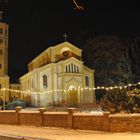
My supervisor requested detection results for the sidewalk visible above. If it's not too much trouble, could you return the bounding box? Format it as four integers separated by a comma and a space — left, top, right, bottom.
0, 124, 140, 140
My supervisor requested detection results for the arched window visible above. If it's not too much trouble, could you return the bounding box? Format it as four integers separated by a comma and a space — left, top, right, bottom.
0, 28, 3, 34
85, 76, 89, 87
71, 63, 73, 73
32, 78, 34, 88
66, 66, 68, 73
74, 65, 76, 73
0, 49, 3, 55
68, 64, 71, 73
77, 66, 79, 73
28, 79, 30, 89
43, 75, 48, 87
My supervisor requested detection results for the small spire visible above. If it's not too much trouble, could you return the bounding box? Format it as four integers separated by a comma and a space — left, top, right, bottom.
0, 11, 3, 22
63, 33, 68, 41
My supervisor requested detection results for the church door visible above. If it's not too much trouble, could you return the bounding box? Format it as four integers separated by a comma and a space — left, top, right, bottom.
69, 90, 78, 107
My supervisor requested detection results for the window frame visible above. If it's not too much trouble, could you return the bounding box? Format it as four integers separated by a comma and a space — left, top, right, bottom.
43, 75, 48, 88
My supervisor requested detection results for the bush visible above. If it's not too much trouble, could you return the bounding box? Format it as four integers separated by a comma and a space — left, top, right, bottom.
101, 89, 140, 113
5, 100, 27, 110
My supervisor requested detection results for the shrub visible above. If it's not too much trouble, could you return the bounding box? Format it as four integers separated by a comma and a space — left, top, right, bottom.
5, 100, 27, 110
101, 89, 140, 113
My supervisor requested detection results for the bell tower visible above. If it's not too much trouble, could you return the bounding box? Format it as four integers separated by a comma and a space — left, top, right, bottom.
0, 13, 8, 75
0, 11, 9, 102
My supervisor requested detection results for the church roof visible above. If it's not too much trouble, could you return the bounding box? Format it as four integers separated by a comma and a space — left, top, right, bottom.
51, 41, 82, 51
28, 41, 82, 71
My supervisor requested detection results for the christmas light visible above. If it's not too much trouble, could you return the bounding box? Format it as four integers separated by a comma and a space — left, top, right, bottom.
0, 81, 140, 95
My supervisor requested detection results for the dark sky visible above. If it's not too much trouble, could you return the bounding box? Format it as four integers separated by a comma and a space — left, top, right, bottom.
1, 0, 140, 82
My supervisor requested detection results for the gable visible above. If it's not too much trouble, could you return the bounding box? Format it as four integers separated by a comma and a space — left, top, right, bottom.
27, 41, 82, 71
51, 41, 82, 62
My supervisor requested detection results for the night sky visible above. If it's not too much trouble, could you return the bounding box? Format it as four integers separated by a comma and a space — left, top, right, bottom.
1, 0, 140, 82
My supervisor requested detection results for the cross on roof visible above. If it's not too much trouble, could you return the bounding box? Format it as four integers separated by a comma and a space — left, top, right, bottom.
63, 33, 68, 41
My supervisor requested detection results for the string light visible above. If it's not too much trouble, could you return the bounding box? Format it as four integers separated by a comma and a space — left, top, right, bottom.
0, 81, 140, 95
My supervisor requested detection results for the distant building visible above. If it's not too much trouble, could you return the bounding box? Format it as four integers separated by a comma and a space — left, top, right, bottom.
9, 84, 21, 101
0, 20, 9, 102
20, 42, 96, 107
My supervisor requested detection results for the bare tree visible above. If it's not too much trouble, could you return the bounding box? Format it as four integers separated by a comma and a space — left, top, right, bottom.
72, 0, 84, 10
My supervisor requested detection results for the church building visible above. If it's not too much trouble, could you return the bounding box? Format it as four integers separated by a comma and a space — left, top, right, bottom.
20, 42, 96, 107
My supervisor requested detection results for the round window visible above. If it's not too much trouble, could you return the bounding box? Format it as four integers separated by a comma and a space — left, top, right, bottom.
63, 51, 68, 57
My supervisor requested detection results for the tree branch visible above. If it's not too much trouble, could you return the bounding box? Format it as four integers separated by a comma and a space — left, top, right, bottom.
72, 0, 84, 10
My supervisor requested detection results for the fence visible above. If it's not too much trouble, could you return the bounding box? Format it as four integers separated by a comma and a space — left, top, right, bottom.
0, 107, 140, 132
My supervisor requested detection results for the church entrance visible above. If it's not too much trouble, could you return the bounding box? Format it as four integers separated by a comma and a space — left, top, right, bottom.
68, 85, 78, 107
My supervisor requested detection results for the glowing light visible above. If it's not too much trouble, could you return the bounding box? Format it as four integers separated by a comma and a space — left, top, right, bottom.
0, 81, 140, 95
119, 87, 122, 90
109, 87, 113, 90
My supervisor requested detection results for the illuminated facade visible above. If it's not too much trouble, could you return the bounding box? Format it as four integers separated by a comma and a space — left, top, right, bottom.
9, 84, 21, 101
20, 42, 96, 107
0, 21, 9, 101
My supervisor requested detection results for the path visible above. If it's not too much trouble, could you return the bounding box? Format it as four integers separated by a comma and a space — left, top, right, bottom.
0, 124, 140, 140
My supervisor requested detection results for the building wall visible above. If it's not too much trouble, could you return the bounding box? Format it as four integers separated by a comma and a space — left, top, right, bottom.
109, 114, 140, 132
1, 109, 140, 132
83, 66, 95, 105
73, 113, 109, 131
0, 76, 9, 101
19, 112, 42, 126
0, 111, 18, 125
43, 112, 68, 127
9, 84, 21, 101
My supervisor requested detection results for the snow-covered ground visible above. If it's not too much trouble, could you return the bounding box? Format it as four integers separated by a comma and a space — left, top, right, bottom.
0, 124, 140, 140
22, 106, 104, 114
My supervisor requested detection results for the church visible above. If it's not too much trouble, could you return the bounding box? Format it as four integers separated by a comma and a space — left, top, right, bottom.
20, 41, 96, 107
0, 15, 96, 107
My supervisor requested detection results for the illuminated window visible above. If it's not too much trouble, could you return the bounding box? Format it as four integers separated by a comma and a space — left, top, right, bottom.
85, 76, 89, 87
43, 75, 48, 87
